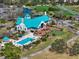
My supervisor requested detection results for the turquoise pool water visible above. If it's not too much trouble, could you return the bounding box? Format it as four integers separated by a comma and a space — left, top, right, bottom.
17, 38, 33, 45
3, 36, 10, 41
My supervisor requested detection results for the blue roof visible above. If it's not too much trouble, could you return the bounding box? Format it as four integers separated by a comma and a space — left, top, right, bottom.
17, 38, 33, 45
16, 15, 49, 29
23, 8, 32, 16
2, 36, 10, 41
16, 16, 23, 25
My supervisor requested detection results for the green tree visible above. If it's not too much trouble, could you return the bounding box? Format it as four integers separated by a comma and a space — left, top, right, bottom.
51, 39, 66, 53
3, 43, 21, 59
68, 43, 79, 56
41, 33, 49, 42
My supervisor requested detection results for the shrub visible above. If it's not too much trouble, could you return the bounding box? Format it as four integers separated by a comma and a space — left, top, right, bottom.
68, 43, 79, 56
51, 39, 66, 53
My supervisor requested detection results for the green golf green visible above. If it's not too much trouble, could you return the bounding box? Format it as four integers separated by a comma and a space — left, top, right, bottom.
34, 6, 49, 11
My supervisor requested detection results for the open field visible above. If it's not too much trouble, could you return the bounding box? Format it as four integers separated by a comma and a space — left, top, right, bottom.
30, 49, 79, 59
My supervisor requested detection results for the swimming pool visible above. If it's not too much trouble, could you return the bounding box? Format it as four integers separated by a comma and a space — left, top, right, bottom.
17, 38, 33, 45
2, 36, 10, 42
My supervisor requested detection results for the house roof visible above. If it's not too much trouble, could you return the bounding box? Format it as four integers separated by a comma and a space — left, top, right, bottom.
23, 8, 32, 16
16, 15, 49, 29
16, 16, 23, 25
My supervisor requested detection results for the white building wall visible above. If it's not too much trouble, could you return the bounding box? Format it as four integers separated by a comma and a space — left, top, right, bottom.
16, 23, 27, 31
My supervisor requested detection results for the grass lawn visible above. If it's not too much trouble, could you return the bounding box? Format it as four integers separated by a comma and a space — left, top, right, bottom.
64, 11, 74, 16
61, 28, 74, 41
34, 5, 49, 11
51, 27, 74, 41
51, 30, 64, 36
30, 49, 79, 59
54, 10, 74, 17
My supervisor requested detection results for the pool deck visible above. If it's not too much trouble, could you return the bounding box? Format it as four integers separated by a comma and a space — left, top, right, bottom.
16, 33, 34, 42
13, 33, 39, 46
